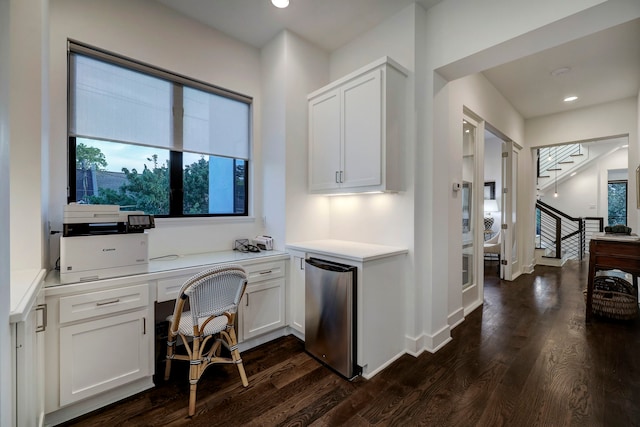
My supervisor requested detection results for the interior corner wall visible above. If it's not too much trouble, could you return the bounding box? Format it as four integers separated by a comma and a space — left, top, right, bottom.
49, 0, 264, 259
260, 32, 288, 250
10, 0, 46, 271
282, 31, 331, 244
324, 4, 420, 348
0, 0, 11, 423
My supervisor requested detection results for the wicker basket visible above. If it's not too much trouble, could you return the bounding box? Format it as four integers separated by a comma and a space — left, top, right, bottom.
584, 275, 639, 320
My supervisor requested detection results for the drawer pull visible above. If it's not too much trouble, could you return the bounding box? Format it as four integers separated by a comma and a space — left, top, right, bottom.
96, 298, 120, 306
259, 270, 273, 275
36, 304, 47, 333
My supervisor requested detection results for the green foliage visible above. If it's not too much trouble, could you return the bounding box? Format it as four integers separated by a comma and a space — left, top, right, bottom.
78, 145, 244, 216
88, 154, 171, 215
76, 143, 107, 170
183, 155, 209, 214
607, 181, 627, 226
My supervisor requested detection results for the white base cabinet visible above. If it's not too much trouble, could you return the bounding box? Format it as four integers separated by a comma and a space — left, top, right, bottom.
240, 260, 286, 340
288, 251, 306, 335
11, 284, 46, 427
308, 56, 407, 194
286, 240, 408, 379
44, 279, 153, 424
59, 309, 151, 406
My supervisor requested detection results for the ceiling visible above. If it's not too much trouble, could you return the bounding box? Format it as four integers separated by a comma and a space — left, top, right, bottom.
155, 0, 640, 120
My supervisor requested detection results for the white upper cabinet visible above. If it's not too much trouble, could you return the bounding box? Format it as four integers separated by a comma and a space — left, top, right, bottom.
308, 57, 407, 194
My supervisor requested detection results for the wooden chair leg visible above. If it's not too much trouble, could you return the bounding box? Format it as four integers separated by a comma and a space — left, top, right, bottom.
164, 336, 175, 381
188, 382, 198, 417
188, 336, 202, 416
226, 328, 248, 387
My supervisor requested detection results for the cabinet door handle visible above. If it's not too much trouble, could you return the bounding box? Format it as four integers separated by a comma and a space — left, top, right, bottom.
35, 304, 47, 333
143, 317, 146, 335
259, 270, 273, 275
246, 294, 249, 307
340, 170, 344, 183
335, 171, 340, 183
96, 298, 120, 306
300, 258, 304, 270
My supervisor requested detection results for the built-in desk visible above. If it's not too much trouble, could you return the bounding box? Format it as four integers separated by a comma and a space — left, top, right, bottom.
586, 235, 640, 323
43, 249, 289, 426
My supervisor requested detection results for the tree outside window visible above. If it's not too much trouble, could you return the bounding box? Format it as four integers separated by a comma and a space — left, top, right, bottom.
607, 180, 627, 226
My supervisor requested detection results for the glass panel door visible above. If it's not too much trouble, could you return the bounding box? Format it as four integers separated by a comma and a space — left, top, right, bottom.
462, 118, 477, 287
501, 141, 521, 280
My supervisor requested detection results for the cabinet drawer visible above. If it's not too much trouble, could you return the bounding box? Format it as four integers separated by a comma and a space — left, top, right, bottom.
59, 283, 149, 324
245, 260, 285, 283
157, 275, 190, 303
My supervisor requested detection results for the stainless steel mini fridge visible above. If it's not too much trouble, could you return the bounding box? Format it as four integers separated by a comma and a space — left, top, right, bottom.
305, 257, 358, 379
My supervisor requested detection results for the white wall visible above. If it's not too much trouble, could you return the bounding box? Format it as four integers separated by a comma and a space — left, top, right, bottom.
49, 0, 264, 260
540, 147, 629, 220
0, 0, 10, 423
10, 0, 47, 271
324, 4, 419, 351
527, 97, 638, 232
261, 30, 332, 248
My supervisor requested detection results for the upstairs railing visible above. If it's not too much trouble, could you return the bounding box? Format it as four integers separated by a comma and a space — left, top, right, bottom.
537, 144, 583, 178
535, 200, 604, 261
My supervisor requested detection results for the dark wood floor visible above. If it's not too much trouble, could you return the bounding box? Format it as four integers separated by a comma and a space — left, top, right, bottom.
59, 259, 640, 426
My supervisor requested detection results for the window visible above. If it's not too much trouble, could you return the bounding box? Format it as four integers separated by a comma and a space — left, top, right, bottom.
68, 42, 251, 217
607, 180, 627, 226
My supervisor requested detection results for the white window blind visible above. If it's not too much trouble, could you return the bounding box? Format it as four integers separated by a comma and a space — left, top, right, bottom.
68, 42, 251, 160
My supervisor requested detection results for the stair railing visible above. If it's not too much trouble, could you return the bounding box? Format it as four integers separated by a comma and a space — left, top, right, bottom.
535, 200, 604, 261
537, 144, 582, 178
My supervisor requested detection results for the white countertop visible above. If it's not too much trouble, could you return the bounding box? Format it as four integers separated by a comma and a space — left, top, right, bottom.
10, 268, 47, 323
45, 249, 289, 289
286, 239, 408, 262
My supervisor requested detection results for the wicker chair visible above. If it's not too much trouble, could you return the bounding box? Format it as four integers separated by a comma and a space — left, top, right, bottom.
164, 264, 249, 416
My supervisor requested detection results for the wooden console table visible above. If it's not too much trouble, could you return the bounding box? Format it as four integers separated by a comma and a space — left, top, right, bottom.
586, 237, 640, 323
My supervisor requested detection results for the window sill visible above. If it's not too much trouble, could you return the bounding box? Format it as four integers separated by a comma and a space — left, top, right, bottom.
154, 216, 255, 227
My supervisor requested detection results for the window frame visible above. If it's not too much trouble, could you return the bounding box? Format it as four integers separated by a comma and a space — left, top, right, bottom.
66, 40, 252, 218
607, 179, 628, 226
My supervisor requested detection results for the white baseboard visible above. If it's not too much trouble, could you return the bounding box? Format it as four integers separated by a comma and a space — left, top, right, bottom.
361, 350, 406, 379
448, 307, 465, 329
44, 377, 154, 426
405, 324, 452, 356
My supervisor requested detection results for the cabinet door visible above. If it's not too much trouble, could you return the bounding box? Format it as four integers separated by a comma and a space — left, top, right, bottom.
59, 309, 151, 406
341, 69, 382, 189
241, 278, 285, 340
290, 255, 305, 334
309, 89, 341, 191
14, 289, 45, 427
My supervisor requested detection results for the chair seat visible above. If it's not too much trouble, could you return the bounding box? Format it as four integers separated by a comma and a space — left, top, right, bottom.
167, 311, 229, 337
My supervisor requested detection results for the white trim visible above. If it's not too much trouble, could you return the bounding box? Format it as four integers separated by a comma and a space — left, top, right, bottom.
361, 350, 406, 379
463, 299, 483, 317
448, 307, 465, 329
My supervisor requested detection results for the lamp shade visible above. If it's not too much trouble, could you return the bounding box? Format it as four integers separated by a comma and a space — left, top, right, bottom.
484, 199, 499, 213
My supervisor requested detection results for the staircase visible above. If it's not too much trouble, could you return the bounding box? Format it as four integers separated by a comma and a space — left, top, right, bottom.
537, 143, 588, 192
535, 200, 604, 267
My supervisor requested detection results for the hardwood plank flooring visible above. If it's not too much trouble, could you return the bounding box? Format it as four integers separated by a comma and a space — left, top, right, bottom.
58, 260, 640, 426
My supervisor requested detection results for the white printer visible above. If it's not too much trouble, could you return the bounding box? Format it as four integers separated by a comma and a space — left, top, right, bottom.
60, 204, 155, 284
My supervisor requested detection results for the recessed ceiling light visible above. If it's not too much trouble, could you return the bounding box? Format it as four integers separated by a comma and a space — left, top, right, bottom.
563, 96, 578, 102
271, 0, 289, 8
